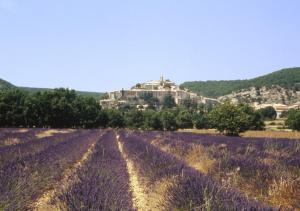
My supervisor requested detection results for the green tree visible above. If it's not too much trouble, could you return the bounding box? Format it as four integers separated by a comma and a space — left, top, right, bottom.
73, 96, 101, 128
107, 109, 125, 128
143, 110, 162, 130
162, 93, 176, 109
280, 108, 296, 118
160, 110, 177, 131
0, 89, 28, 127
193, 112, 209, 129
182, 98, 197, 110
285, 109, 300, 130
208, 102, 249, 136
176, 109, 193, 129
257, 106, 277, 120
239, 104, 264, 130
97, 110, 109, 128
124, 109, 144, 129
47, 89, 77, 128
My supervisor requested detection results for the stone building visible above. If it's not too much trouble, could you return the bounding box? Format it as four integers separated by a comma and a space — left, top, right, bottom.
100, 76, 215, 108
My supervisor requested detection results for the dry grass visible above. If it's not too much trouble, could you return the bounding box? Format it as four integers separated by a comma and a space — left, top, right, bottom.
17, 128, 29, 133
35, 129, 73, 139
178, 129, 219, 135
179, 128, 300, 139
268, 177, 300, 209
180, 145, 216, 174
241, 130, 300, 139
3, 138, 21, 146
151, 138, 216, 174
146, 177, 177, 210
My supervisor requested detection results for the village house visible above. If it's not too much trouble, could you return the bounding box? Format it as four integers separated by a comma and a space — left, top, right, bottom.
100, 76, 217, 108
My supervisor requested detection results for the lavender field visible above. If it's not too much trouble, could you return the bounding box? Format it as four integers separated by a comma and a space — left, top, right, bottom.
0, 128, 299, 210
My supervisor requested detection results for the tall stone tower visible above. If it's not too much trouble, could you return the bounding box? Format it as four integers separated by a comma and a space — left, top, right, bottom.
160, 75, 164, 82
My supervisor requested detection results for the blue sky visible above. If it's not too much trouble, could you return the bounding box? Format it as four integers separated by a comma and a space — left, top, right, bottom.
0, 0, 299, 92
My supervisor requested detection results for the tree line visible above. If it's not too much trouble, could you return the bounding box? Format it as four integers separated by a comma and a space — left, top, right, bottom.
1, 88, 299, 135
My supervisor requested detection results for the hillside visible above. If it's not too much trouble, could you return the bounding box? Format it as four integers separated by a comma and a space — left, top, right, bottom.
218, 85, 300, 105
0, 79, 104, 100
0, 79, 16, 89
181, 67, 300, 98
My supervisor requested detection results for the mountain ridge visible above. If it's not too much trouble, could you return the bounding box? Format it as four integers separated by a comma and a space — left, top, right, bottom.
2, 67, 300, 101
0, 79, 104, 100
181, 67, 300, 98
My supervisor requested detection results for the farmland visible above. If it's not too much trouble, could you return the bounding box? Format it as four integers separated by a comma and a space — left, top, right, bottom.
0, 128, 299, 210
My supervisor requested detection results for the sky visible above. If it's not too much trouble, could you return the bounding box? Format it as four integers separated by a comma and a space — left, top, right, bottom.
0, 0, 300, 92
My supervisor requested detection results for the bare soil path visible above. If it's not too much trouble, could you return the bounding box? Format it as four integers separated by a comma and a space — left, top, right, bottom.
33, 139, 99, 211
117, 134, 148, 211
116, 133, 173, 211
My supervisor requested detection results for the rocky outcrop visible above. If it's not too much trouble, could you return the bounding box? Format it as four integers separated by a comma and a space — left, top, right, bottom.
218, 85, 300, 105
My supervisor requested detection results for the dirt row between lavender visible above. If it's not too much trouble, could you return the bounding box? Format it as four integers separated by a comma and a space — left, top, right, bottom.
116, 133, 174, 211
33, 134, 102, 211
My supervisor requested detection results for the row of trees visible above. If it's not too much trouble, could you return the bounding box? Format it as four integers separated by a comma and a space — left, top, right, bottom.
2, 88, 299, 135
0, 89, 105, 128
0, 88, 265, 135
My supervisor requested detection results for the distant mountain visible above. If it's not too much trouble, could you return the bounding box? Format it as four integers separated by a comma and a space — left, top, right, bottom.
0, 78, 104, 100
181, 67, 300, 98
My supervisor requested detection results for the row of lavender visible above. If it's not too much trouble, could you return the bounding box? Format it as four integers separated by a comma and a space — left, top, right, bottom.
0, 129, 101, 210
55, 131, 134, 210
138, 130, 300, 209
119, 130, 273, 210
0, 129, 82, 169
142, 130, 300, 170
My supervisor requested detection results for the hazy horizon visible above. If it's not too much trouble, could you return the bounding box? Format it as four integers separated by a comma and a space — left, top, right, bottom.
1, 0, 300, 92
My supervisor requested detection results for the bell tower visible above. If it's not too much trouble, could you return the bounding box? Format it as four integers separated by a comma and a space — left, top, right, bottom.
160, 75, 164, 82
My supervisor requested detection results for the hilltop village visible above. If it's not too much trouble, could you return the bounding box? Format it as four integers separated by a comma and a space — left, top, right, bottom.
100, 76, 300, 117
100, 76, 217, 109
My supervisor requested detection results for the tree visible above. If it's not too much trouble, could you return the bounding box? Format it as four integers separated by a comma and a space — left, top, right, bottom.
160, 110, 177, 131
24, 93, 48, 127
280, 108, 296, 118
0, 88, 107, 128
124, 109, 144, 129
47, 88, 77, 128
176, 109, 193, 129
238, 104, 264, 130
0, 89, 28, 127
73, 96, 101, 128
107, 109, 125, 128
162, 93, 176, 109
193, 112, 209, 129
257, 106, 277, 120
182, 98, 197, 110
208, 102, 249, 136
285, 109, 300, 130
143, 110, 162, 130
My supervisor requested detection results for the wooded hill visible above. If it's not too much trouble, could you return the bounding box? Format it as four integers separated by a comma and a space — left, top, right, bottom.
181, 67, 300, 98
0, 79, 104, 100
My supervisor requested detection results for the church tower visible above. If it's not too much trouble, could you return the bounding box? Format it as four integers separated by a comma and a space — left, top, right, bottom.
160, 75, 164, 82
